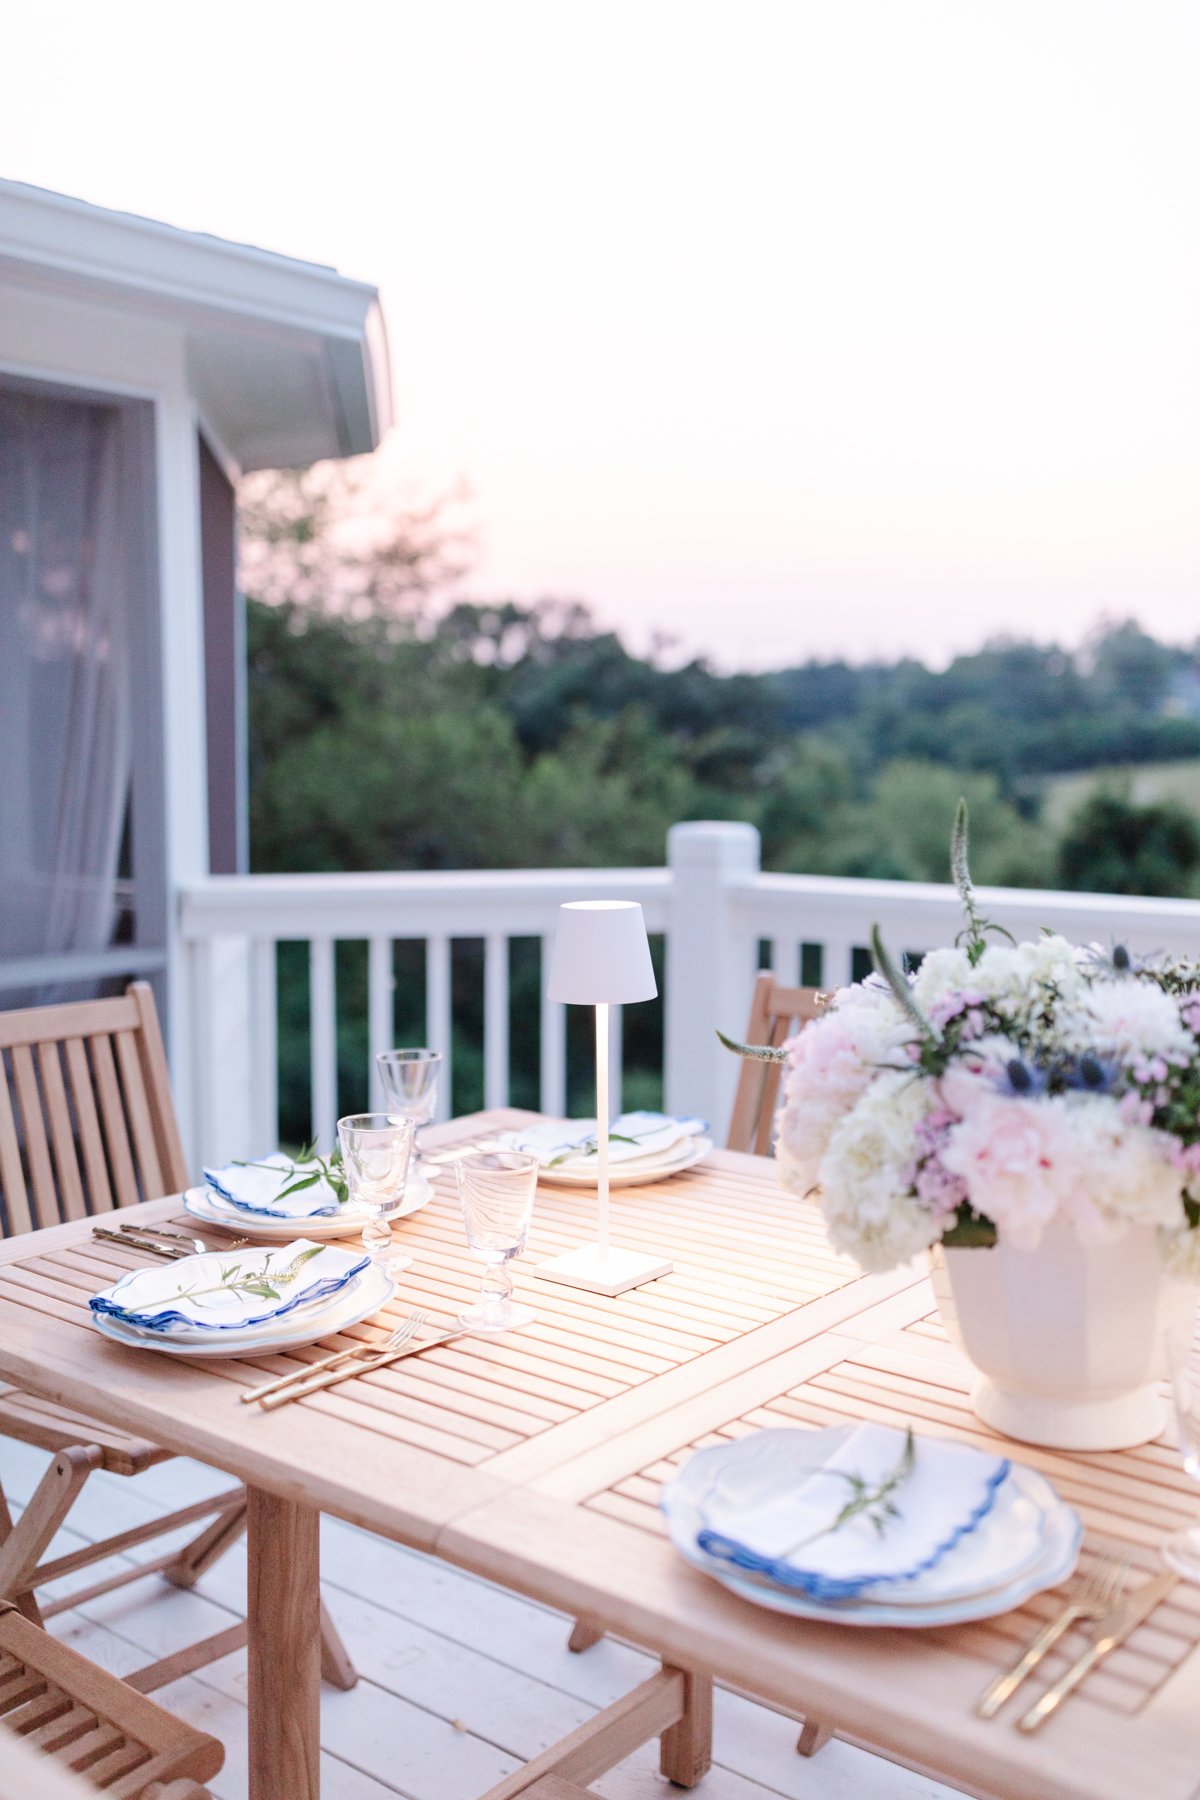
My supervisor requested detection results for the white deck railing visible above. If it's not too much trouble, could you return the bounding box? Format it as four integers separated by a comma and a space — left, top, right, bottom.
177, 820, 1200, 1169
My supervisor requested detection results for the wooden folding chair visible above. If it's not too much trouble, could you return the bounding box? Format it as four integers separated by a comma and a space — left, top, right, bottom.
569, 971, 832, 1759
0, 983, 356, 1693
0, 1598, 221, 1795
725, 972, 826, 1155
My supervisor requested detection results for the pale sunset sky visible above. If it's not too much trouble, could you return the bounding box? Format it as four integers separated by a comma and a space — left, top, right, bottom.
3, 0, 1198, 668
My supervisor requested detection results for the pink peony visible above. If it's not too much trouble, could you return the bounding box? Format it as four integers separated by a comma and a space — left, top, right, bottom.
940, 1095, 1079, 1250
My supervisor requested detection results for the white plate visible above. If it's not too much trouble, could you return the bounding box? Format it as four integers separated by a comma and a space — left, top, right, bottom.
663, 1430, 1082, 1627
687, 1426, 1043, 1604
183, 1167, 434, 1239
536, 1137, 713, 1189
89, 1260, 395, 1358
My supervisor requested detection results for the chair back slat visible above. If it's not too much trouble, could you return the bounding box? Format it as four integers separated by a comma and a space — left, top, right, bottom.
0, 1076, 32, 1238
129, 985, 189, 1193
35, 1045, 86, 1222
114, 1031, 165, 1199
726, 973, 826, 1156
9, 1048, 57, 1231
62, 1038, 113, 1214
88, 1034, 140, 1210
0, 984, 187, 1236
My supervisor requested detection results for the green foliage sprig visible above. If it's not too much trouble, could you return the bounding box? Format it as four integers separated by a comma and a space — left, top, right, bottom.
234, 1143, 349, 1206
172, 1244, 324, 1309
785, 1428, 918, 1552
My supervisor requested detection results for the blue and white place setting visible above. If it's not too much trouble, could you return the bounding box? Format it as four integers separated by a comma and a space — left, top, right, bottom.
184, 1146, 433, 1240
87, 1239, 395, 1359
498, 1111, 712, 1188
662, 1422, 1082, 1628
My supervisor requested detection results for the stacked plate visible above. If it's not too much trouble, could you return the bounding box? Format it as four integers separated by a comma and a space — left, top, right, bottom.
498, 1112, 712, 1188
183, 1160, 434, 1240
662, 1424, 1082, 1628
88, 1240, 394, 1360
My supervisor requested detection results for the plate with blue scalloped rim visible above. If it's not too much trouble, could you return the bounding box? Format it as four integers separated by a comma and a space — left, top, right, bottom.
662, 1426, 1081, 1627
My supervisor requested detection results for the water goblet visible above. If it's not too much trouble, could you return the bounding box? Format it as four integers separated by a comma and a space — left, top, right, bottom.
376, 1049, 442, 1175
454, 1150, 537, 1333
1164, 1324, 1200, 1580
337, 1112, 415, 1276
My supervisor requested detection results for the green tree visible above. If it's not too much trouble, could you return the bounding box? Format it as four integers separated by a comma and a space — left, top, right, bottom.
1058, 793, 1200, 897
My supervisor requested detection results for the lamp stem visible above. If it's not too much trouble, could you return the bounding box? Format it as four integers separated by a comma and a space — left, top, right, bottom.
595, 1002, 610, 1258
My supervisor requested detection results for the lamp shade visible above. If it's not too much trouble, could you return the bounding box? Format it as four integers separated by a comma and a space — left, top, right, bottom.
546, 901, 658, 1006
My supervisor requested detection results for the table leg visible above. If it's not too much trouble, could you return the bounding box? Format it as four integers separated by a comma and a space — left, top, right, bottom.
247, 1488, 321, 1800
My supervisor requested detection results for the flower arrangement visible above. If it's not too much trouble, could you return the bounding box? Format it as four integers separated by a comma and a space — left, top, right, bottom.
750, 804, 1200, 1278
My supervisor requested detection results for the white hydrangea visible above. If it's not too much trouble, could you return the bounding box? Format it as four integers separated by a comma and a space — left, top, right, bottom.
1064, 980, 1192, 1064
774, 982, 912, 1193
817, 1072, 940, 1272
913, 935, 1086, 1019
1064, 1096, 1186, 1234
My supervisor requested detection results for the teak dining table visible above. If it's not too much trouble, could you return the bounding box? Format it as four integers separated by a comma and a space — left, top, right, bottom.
0, 1110, 1197, 1800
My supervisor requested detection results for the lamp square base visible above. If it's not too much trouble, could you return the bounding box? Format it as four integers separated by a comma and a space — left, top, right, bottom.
534, 1243, 673, 1296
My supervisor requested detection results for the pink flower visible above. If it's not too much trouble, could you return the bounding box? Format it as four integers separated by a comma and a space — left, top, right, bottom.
940, 1095, 1079, 1250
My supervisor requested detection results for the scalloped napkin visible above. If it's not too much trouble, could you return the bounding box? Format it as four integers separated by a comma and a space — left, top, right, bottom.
204, 1154, 345, 1219
695, 1423, 1010, 1601
501, 1111, 708, 1171
89, 1240, 370, 1335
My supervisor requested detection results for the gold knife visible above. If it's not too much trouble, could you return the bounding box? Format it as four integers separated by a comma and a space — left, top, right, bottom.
257, 1326, 470, 1409
92, 1228, 186, 1259
1018, 1569, 1177, 1732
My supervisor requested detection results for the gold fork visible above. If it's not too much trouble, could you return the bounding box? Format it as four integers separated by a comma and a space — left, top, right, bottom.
239, 1308, 427, 1405
977, 1547, 1129, 1718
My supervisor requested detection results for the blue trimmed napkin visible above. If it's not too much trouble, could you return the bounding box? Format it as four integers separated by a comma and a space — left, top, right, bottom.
89, 1240, 370, 1335
501, 1111, 707, 1170
694, 1423, 1010, 1601
204, 1154, 344, 1219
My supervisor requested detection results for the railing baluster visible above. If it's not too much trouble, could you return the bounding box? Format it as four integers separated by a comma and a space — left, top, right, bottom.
426, 934, 452, 1119
484, 934, 509, 1111
252, 939, 278, 1151
540, 934, 566, 1118
367, 936, 393, 1110
822, 938, 856, 989
309, 936, 337, 1144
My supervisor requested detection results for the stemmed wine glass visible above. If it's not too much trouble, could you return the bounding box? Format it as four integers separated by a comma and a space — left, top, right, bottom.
337, 1112, 415, 1276
1164, 1323, 1200, 1579
376, 1050, 442, 1180
454, 1150, 537, 1333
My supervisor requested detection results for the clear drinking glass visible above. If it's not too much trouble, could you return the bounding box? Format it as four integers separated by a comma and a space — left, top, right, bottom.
1165, 1325, 1200, 1580
454, 1150, 537, 1332
376, 1049, 442, 1175
337, 1112, 415, 1276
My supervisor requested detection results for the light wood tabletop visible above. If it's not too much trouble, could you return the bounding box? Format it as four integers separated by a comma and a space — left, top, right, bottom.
0, 1110, 1195, 1800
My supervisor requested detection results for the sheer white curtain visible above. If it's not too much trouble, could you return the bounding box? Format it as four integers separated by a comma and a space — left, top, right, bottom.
0, 386, 131, 976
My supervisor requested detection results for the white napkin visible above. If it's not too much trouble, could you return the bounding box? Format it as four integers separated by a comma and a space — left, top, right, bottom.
89, 1240, 370, 1335
695, 1423, 1010, 1600
204, 1154, 344, 1219
502, 1111, 707, 1171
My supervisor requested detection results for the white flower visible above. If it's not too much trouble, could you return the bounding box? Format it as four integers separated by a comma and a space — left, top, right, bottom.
911, 948, 976, 1010
1065, 980, 1192, 1064
775, 983, 913, 1192
1063, 1096, 1185, 1234
817, 1073, 940, 1272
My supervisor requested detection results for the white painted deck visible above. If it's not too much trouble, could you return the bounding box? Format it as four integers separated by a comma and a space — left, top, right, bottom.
4, 1439, 969, 1800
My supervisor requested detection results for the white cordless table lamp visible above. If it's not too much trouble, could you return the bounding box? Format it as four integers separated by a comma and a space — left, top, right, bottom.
536, 900, 673, 1296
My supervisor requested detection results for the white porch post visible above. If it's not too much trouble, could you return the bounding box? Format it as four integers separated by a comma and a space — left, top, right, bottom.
664, 821, 761, 1134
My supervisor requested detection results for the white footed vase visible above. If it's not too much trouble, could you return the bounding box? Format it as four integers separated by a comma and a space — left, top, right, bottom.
930, 1220, 1199, 1451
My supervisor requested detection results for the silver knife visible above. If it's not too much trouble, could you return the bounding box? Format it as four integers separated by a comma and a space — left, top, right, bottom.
1018, 1568, 1177, 1732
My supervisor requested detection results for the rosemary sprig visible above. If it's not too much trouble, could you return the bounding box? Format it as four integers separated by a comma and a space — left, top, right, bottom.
827, 1426, 916, 1538
547, 1132, 640, 1168
784, 1426, 918, 1551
